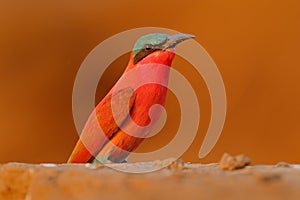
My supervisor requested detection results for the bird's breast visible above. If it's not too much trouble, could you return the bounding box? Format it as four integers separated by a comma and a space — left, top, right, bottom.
129, 64, 170, 128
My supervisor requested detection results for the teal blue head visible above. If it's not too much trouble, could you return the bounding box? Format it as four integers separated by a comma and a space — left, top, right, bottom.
133, 33, 195, 64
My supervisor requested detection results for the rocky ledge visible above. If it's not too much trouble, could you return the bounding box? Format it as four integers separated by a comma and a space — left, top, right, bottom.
0, 159, 300, 200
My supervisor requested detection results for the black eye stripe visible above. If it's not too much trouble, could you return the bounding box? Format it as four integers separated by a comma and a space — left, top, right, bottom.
133, 39, 168, 64
134, 48, 157, 64
144, 44, 153, 51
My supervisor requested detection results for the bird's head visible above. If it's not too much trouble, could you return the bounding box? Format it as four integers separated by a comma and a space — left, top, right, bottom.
130, 33, 195, 66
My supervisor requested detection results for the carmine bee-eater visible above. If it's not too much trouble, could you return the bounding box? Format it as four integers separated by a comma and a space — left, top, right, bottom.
68, 33, 195, 163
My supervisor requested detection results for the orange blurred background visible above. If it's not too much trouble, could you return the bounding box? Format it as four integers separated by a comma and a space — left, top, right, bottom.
0, 0, 299, 164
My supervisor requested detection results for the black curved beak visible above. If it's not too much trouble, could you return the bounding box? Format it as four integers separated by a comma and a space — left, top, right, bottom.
162, 33, 195, 50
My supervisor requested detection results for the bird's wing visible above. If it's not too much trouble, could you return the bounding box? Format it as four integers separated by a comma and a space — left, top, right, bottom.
68, 87, 135, 163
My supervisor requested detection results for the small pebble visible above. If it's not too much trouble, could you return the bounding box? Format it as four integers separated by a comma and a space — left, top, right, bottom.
167, 159, 185, 170
219, 153, 251, 170
275, 162, 291, 168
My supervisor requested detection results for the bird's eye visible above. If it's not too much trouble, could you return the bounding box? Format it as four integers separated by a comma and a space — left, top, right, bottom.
144, 44, 153, 51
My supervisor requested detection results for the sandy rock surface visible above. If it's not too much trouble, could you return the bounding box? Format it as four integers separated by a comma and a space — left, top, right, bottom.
1, 160, 300, 200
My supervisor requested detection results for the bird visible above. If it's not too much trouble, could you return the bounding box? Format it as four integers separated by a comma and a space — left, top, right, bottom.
68, 33, 195, 163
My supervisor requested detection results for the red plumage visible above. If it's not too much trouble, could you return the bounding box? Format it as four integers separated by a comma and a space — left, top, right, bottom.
68, 51, 175, 163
